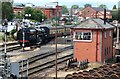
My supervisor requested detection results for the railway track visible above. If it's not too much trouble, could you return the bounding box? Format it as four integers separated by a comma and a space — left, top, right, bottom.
19, 46, 73, 66
29, 54, 72, 76
0, 45, 21, 52
19, 46, 73, 76
0, 42, 22, 53
0, 41, 18, 48
0, 41, 50, 53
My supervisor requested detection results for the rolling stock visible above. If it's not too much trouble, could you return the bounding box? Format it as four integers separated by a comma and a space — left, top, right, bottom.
17, 25, 73, 47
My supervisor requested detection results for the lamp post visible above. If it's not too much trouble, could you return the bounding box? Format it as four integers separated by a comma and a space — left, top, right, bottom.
25, 14, 31, 20
22, 18, 25, 52
22, 14, 31, 51
51, 0, 58, 79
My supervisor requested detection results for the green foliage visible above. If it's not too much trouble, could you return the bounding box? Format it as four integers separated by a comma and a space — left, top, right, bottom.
111, 11, 118, 20
42, 14, 47, 21
99, 4, 107, 9
32, 9, 42, 22
118, 8, 120, 22
2, 2, 14, 21
112, 5, 117, 10
71, 5, 79, 9
111, 8, 120, 22
11, 29, 16, 36
52, 22, 59, 26
62, 5, 68, 14
10, 29, 17, 39
24, 7, 47, 22
0, 33, 4, 41
84, 3, 92, 8
14, 14, 23, 19
30, 20, 37, 22
1, 33, 14, 42
24, 7, 33, 15
65, 22, 72, 25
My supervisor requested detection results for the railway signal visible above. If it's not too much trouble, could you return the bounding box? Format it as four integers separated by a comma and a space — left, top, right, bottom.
1, 19, 11, 79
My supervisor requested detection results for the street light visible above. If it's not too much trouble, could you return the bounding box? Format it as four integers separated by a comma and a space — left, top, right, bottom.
25, 14, 31, 19
51, 0, 58, 79
22, 14, 31, 51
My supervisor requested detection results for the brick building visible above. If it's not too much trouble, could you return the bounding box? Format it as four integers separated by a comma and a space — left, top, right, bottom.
13, 7, 24, 15
72, 19, 115, 63
37, 6, 62, 19
79, 6, 112, 19
13, 3, 62, 20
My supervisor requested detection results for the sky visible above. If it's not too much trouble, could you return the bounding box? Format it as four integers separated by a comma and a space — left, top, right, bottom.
14, 0, 120, 10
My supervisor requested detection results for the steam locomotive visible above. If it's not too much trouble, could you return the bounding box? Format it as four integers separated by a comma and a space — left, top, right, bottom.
17, 25, 73, 47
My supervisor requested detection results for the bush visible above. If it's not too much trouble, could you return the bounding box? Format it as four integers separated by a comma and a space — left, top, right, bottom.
10, 29, 17, 39
65, 22, 72, 25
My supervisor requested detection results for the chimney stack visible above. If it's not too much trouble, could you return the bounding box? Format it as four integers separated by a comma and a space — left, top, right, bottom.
104, 8, 106, 25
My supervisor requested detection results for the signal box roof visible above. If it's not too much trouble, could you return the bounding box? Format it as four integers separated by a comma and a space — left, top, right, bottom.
72, 19, 115, 30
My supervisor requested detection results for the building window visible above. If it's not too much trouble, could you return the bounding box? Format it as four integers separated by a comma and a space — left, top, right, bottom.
75, 32, 92, 41
109, 31, 112, 37
104, 32, 106, 38
107, 47, 108, 55
105, 48, 106, 56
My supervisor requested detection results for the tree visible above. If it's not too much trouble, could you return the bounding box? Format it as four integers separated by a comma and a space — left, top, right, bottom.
71, 5, 79, 9
118, 8, 120, 22
24, 7, 46, 22
112, 5, 117, 10
111, 8, 120, 21
111, 11, 118, 20
2, 2, 14, 21
32, 9, 43, 22
24, 7, 33, 19
99, 4, 107, 9
84, 3, 92, 8
62, 5, 68, 14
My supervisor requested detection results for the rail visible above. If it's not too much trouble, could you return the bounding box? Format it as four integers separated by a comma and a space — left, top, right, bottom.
0, 41, 18, 48
19, 46, 73, 66
19, 46, 73, 76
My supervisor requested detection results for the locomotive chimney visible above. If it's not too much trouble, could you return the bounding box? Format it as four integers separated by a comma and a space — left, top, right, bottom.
104, 8, 106, 25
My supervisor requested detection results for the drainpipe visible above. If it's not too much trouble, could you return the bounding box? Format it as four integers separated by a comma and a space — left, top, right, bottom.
100, 31, 103, 63
96, 31, 98, 62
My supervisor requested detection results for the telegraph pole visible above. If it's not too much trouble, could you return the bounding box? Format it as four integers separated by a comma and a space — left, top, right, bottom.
51, 0, 59, 78
55, 2, 58, 79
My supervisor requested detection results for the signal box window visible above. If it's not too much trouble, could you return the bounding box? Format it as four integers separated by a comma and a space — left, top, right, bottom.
75, 32, 92, 41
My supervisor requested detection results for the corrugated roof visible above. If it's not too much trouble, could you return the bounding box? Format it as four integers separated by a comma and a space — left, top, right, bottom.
74, 19, 115, 29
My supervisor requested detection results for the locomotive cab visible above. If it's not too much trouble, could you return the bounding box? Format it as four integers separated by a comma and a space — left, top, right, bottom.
35, 26, 50, 43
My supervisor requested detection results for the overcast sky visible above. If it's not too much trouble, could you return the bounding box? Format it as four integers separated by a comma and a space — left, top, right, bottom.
14, 0, 119, 9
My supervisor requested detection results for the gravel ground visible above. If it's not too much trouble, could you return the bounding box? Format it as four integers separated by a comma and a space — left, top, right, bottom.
47, 63, 103, 77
